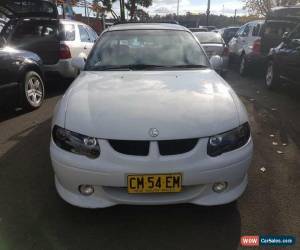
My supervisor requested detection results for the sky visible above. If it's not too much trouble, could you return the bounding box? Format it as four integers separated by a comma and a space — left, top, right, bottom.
111, 0, 248, 16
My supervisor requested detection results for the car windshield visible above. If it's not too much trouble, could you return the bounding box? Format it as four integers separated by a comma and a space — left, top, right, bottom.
195, 32, 223, 44
85, 29, 209, 71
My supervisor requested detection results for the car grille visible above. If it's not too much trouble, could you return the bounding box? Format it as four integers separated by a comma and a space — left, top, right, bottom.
109, 140, 150, 156
108, 139, 198, 156
158, 139, 198, 155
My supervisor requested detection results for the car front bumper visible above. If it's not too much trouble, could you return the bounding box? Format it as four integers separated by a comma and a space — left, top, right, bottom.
50, 137, 253, 208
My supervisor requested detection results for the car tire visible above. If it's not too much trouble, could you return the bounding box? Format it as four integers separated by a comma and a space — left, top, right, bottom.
265, 60, 280, 90
239, 55, 249, 76
22, 71, 45, 110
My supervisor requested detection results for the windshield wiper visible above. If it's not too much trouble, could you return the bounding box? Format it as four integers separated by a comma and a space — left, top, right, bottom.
164, 65, 208, 69
91, 64, 207, 71
91, 65, 133, 71
95, 64, 169, 71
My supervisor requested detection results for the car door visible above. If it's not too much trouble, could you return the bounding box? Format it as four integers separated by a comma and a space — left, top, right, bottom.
78, 24, 93, 57
0, 50, 19, 106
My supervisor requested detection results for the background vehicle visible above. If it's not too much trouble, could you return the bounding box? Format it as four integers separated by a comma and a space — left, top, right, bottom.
199, 25, 216, 31
266, 24, 300, 89
0, 46, 45, 110
229, 18, 298, 76
0, 0, 98, 79
194, 31, 229, 75
190, 27, 208, 32
218, 27, 240, 44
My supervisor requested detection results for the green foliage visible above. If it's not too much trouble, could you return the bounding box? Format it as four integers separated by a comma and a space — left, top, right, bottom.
150, 13, 246, 28
125, 0, 153, 20
243, 0, 300, 16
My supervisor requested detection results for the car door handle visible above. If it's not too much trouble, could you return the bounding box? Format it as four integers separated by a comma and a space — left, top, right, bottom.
84, 46, 87, 50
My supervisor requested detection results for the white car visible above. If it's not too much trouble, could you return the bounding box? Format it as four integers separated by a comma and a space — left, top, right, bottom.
50, 23, 253, 208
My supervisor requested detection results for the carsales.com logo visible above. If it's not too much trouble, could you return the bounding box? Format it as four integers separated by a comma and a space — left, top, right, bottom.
241, 236, 260, 247
240, 235, 296, 247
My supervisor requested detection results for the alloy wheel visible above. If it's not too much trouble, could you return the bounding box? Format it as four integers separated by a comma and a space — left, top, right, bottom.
25, 75, 43, 107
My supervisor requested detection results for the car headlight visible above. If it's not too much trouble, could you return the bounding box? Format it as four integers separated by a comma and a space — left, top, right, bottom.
207, 122, 251, 157
52, 125, 100, 159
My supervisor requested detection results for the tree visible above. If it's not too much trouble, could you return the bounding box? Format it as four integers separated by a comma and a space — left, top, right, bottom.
243, 0, 300, 16
91, 0, 118, 19
125, 0, 152, 20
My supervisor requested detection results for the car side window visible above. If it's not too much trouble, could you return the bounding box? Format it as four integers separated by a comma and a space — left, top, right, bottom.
241, 25, 250, 37
236, 26, 245, 37
252, 23, 261, 36
86, 26, 97, 42
289, 26, 300, 48
290, 26, 300, 40
78, 25, 90, 42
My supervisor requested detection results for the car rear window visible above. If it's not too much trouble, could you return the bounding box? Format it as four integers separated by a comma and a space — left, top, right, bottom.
195, 32, 223, 44
262, 21, 296, 39
60, 23, 75, 41
224, 28, 239, 37
11, 20, 58, 41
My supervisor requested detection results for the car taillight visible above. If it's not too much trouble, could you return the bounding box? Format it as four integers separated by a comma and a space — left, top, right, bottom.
223, 46, 229, 56
59, 44, 71, 59
252, 39, 261, 55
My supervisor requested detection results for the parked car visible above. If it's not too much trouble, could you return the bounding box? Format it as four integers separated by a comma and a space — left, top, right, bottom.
265, 24, 300, 89
218, 26, 240, 44
0, 0, 98, 79
199, 25, 216, 31
194, 31, 229, 75
190, 27, 208, 32
50, 23, 253, 208
228, 17, 298, 76
0, 45, 45, 110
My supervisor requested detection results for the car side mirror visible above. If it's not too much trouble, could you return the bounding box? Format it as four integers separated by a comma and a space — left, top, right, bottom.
71, 57, 86, 71
210, 55, 223, 71
282, 32, 290, 43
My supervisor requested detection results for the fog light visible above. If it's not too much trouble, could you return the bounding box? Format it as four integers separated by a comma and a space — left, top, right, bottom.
79, 185, 94, 196
212, 182, 228, 193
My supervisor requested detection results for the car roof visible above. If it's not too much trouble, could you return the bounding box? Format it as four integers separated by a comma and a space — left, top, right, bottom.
194, 31, 220, 35
107, 23, 189, 32
245, 20, 265, 25
60, 19, 88, 26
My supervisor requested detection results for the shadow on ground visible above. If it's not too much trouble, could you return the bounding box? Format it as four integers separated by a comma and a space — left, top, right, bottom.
0, 119, 241, 250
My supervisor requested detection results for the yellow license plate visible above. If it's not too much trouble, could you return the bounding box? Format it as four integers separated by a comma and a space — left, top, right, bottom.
127, 174, 182, 194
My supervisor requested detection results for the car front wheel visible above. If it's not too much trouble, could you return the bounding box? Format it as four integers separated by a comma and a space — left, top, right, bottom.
22, 71, 45, 110
265, 61, 280, 90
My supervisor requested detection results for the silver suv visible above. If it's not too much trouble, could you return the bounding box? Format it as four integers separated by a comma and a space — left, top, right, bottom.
229, 18, 297, 76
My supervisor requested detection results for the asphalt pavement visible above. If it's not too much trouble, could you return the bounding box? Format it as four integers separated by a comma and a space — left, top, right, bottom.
0, 70, 299, 250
